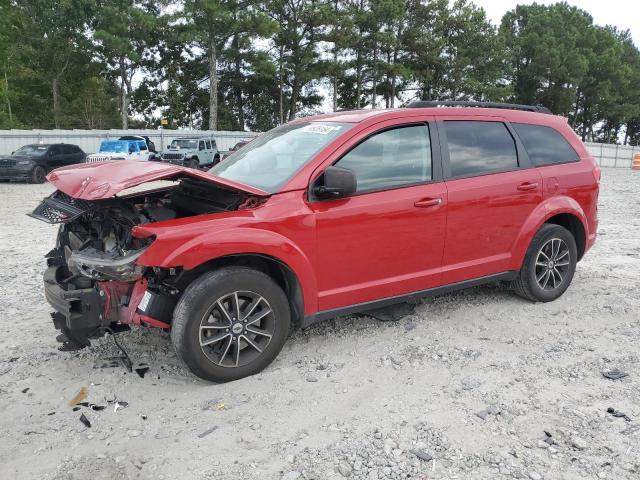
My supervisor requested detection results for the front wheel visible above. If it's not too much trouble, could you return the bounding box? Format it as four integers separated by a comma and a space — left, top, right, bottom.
171, 267, 291, 382
186, 158, 199, 169
512, 223, 577, 302
30, 166, 47, 184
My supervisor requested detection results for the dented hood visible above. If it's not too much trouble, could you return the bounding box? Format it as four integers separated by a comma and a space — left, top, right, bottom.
46, 160, 270, 200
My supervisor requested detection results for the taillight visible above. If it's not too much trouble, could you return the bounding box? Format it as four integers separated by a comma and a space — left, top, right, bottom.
593, 165, 601, 184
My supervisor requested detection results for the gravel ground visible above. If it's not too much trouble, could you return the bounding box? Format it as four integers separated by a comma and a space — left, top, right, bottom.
0, 168, 639, 480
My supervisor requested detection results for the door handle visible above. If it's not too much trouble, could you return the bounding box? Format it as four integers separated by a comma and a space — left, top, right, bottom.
517, 182, 539, 191
414, 197, 442, 208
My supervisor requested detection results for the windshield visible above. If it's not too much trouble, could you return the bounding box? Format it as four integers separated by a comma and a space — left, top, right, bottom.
170, 139, 198, 149
14, 145, 48, 156
208, 122, 350, 192
99, 140, 132, 153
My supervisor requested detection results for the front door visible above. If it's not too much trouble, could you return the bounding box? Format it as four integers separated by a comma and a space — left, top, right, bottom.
310, 122, 448, 312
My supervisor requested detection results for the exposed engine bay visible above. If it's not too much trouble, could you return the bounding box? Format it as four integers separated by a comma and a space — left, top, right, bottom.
31, 177, 260, 350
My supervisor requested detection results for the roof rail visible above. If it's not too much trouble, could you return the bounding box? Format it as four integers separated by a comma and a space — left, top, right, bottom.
407, 100, 552, 114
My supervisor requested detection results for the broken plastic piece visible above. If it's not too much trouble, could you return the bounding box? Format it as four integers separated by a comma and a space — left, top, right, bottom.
21, 387, 29, 394
197, 426, 218, 438
69, 386, 89, 406
114, 401, 129, 413
79, 413, 91, 428
607, 407, 632, 422
602, 369, 628, 380
135, 366, 150, 378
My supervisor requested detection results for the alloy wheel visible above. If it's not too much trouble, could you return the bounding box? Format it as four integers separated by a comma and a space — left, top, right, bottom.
199, 291, 274, 367
534, 238, 571, 290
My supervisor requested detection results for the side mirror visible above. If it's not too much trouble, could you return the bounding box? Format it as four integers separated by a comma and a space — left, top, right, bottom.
167, 145, 171, 149
314, 166, 357, 199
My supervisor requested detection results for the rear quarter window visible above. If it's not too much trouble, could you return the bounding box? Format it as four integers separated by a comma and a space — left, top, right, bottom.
444, 121, 518, 177
512, 123, 579, 166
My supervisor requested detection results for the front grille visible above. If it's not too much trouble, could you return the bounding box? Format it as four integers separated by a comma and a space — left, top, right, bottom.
0, 159, 17, 167
86, 156, 110, 163
29, 190, 93, 224
162, 153, 184, 161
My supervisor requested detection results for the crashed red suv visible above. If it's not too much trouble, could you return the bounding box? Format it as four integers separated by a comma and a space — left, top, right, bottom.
32, 101, 599, 382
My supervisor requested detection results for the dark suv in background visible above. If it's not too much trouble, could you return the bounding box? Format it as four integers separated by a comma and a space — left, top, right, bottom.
0, 143, 85, 183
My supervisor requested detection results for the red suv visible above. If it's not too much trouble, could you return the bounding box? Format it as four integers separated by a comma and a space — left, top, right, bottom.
32, 102, 600, 382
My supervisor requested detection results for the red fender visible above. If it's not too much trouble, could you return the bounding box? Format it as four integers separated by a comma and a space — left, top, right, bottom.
135, 226, 318, 316
509, 195, 589, 271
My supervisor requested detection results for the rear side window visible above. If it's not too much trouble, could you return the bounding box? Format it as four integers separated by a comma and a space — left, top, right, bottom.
512, 123, 579, 166
206, 140, 212, 149
444, 121, 518, 177
335, 124, 432, 193
199, 141, 205, 150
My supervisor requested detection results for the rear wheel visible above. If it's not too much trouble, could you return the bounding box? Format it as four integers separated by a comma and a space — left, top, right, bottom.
30, 166, 46, 184
512, 223, 577, 302
171, 267, 291, 382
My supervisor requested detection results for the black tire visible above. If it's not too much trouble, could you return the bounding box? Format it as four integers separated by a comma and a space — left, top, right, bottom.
212, 154, 220, 166
171, 266, 291, 382
186, 158, 199, 169
30, 165, 47, 184
512, 223, 577, 302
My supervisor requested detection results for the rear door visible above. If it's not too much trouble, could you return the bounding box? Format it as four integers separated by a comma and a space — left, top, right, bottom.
438, 118, 542, 284
309, 119, 448, 311
47, 145, 65, 169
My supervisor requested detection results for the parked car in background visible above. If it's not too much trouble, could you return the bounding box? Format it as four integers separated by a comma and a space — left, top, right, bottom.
0, 143, 85, 183
86, 139, 152, 163
221, 139, 250, 160
160, 136, 220, 168
119, 135, 157, 155
31, 101, 599, 382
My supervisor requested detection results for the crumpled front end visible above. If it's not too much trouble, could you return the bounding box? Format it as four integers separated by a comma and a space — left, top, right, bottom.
31, 174, 260, 351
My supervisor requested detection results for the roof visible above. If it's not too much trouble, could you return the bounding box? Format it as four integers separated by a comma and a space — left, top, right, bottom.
300, 106, 566, 127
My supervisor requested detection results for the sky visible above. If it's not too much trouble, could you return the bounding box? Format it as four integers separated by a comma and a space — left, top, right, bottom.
473, 0, 640, 46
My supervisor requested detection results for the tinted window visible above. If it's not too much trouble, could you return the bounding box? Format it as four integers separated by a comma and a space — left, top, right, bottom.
211, 139, 217, 149
444, 121, 518, 177
205, 140, 211, 149
199, 141, 205, 150
62, 145, 76, 154
49, 145, 62, 155
512, 123, 579, 166
335, 124, 432, 193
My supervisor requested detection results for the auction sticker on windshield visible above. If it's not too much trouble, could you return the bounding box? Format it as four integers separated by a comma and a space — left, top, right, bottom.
301, 124, 342, 134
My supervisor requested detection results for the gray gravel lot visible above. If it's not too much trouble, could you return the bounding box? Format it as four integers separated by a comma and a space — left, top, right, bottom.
0, 168, 639, 480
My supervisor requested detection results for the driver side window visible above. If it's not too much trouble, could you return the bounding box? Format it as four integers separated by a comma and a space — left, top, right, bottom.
335, 124, 432, 193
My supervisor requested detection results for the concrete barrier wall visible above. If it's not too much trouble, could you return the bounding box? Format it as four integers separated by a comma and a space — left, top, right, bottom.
0, 130, 637, 167
0, 129, 260, 155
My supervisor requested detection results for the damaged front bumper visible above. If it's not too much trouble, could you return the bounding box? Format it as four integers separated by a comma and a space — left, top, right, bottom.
44, 254, 178, 351
44, 265, 109, 348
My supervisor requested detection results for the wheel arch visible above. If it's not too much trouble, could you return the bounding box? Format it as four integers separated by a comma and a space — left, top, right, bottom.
512, 196, 589, 269
176, 253, 306, 329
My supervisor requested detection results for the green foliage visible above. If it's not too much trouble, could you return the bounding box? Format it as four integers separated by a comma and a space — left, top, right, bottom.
1, 0, 639, 144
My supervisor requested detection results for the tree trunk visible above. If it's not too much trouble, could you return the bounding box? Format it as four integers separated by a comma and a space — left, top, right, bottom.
208, 31, 218, 131
372, 41, 377, 109
355, 47, 362, 108
120, 60, 128, 129
233, 35, 245, 129
279, 45, 284, 125
333, 49, 338, 112
52, 77, 60, 129
4, 67, 12, 127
